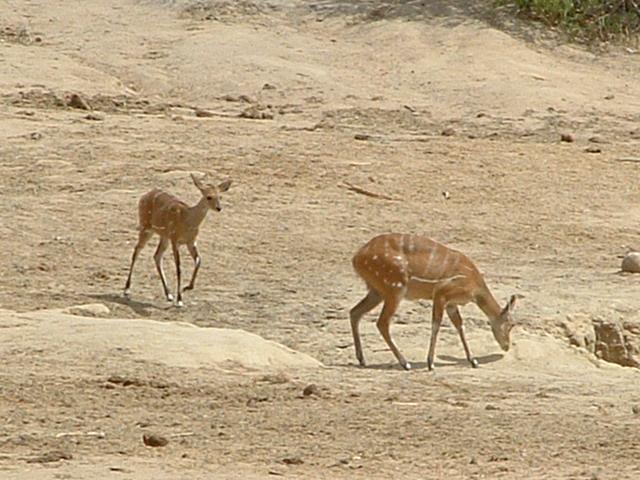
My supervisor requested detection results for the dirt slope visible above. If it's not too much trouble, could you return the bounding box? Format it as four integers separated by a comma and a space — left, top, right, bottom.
1, 0, 640, 478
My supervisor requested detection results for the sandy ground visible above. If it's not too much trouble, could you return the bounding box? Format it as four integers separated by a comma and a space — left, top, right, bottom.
1, 0, 640, 478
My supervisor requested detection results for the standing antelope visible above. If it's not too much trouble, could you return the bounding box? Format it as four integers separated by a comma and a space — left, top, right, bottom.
124, 173, 232, 307
350, 233, 521, 371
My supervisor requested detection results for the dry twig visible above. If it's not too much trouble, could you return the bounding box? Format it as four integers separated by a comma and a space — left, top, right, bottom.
340, 181, 399, 201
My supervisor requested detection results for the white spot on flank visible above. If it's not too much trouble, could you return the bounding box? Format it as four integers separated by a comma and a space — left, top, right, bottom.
372, 255, 379, 261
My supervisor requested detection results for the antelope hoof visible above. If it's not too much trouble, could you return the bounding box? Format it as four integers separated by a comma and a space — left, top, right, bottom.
175, 299, 184, 308
427, 360, 434, 371
401, 361, 412, 371
123, 289, 131, 298
182, 284, 194, 293
166, 293, 174, 302
470, 358, 479, 368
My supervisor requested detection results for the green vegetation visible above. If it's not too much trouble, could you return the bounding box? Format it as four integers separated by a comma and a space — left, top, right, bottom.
502, 0, 640, 41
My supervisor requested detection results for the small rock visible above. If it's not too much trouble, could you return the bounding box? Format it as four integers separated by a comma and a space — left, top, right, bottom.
632, 405, 640, 415
246, 395, 269, 407
488, 455, 508, 462
485, 404, 499, 411
142, 433, 168, 447
585, 146, 601, 153
85, 112, 104, 121
107, 375, 145, 387
621, 252, 640, 273
441, 127, 455, 136
194, 108, 215, 118
302, 384, 319, 397
26, 450, 72, 464
282, 456, 304, 465
560, 133, 574, 143
262, 83, 276, 90
67, 93, 90, 110
588, 136, 607, 144
30, 132, 42, 140
239, 105, 273, 120
354, 133, 371, 141
469, 457, 477, 465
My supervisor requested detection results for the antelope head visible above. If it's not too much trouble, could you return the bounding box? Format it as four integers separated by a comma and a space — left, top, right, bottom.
491, 294, 523, 351
191, 173, 232, 212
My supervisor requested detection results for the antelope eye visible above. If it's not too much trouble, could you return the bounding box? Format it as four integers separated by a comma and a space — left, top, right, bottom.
206, 196, 213, 200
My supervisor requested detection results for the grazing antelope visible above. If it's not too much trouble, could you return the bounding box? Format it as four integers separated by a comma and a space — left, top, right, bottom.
350, 233, 521, 371
124, 173, 232, 307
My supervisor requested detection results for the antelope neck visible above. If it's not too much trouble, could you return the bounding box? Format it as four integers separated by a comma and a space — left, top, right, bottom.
475, 288, 503, 323
187, 196, 211, 227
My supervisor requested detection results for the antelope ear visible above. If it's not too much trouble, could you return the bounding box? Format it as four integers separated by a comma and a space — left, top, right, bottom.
218, 179, 232, 192
504, 294, 524, 313
191, 173, 205, 190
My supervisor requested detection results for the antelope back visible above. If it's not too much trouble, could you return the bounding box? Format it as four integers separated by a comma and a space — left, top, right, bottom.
138, 189, 187, 233
353, 234, 482, 299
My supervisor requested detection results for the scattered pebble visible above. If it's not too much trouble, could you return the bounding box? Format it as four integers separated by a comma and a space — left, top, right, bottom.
302, 384, 319, 397
441, 127, 455, 136
488, 454, 508, 462
194, 108, 216, 118
85, 112, 104, 121
107, 375, 145, 387
282, 455, 304, 465
67, 93, 90, 110
585, 146, 601, 153
621, 252, 640, 273
26, 450, 72, 464
239, 105, 273, 120
560, 133, 574, 143
142, 433, 168, 447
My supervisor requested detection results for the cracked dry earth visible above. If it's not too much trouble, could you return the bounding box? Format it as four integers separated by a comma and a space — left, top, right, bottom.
1, 0, 640, 479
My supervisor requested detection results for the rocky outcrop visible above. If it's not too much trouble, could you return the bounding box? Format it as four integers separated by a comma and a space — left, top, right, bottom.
592, 318, 640, 368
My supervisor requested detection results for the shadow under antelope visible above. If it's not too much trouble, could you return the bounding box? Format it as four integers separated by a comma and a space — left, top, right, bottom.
350, 233, 522, 371
124, 173, 232, 307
